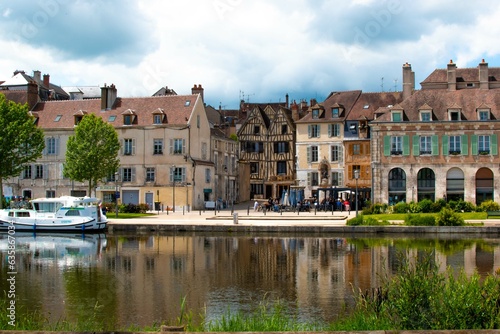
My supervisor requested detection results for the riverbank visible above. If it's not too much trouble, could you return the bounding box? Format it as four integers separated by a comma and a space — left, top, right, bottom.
107, 201, 500, 234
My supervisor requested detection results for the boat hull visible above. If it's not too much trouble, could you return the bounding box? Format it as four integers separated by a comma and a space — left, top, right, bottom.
0, 218, 107, 232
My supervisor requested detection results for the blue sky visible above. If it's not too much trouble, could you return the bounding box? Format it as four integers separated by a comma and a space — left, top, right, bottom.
1, 0, 500, 109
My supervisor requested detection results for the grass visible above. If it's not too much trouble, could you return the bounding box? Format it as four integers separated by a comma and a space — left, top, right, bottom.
108, 212, 157, 219
364, 211, 487, 222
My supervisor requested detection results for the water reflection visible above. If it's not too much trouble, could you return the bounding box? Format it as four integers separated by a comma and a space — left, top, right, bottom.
1, 232, 499, 328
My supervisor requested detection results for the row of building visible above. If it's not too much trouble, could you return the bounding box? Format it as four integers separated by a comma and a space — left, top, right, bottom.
1, 59, 499, 209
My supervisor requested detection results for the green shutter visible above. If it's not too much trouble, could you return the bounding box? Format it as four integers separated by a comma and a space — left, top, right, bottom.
412, 135, 420, 156
442, 135, 449, 156
308, 125, 311, 138
491, 134, 498, 155
402, 135, 410, 156
471, 135, 478, 155
431, 135, 439, 155
384, 136, 391, 156
307, 146, 311, 163
461, 135, 468, 155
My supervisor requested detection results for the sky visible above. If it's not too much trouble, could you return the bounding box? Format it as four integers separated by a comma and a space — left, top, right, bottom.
1, 0, 500, 109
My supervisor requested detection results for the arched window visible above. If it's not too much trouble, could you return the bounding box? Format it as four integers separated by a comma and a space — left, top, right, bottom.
446, 168, 464, 201
388, 168, 406, 205
417, 168, 435, 201
476, 168, 494, 205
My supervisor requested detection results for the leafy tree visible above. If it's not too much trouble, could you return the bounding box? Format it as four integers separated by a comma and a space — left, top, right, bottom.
0, 94, 45, 208
64, 113, 120, 196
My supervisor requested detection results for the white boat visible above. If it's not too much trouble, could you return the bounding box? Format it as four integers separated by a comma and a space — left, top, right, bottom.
0, 196, 108, 232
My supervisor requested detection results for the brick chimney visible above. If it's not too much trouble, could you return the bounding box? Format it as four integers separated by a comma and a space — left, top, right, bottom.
27, 82, 39, 109
479, 59, 489, 90
447, 60, 457, 91
43, 74, 50, 88
402, 62, 414, 100
100, 83, 117, 110
33, 70, 41, 83
291, 100, 300, 121
191, 84, 204, 101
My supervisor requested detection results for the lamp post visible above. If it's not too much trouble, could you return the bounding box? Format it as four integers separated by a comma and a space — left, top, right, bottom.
114, 172, 120, 218
172, 165, 176, 213
354, 169, 360, 217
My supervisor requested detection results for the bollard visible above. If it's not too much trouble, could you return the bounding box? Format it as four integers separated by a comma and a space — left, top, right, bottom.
247, 206, 250, 215
199, 209, 201, 215
233, 212, 238, 224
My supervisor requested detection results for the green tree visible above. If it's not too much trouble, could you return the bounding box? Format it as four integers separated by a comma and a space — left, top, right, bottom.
64, 113, 120, 196
0, 94, 45, 208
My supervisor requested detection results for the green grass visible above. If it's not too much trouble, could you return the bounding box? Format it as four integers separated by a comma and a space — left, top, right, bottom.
364, 211, 487, 222
108, 212, 157, 219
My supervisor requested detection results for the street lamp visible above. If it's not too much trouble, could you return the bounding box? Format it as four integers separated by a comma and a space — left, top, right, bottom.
354, 169, 360, 217
172, 165, 176, 213
114, 171, 120, 218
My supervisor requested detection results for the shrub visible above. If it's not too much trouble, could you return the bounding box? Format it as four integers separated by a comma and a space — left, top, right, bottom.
405, 214, 436, 226
417, 199, 433, 213
436, 207, 464, 226
347, 215, 364, 226
430, 201, 444, 213
372, 203, 388, 214
450, 199, 475, 212
477, 200, 500, 212
392, 202, 408, 214
407, 201, 419, 213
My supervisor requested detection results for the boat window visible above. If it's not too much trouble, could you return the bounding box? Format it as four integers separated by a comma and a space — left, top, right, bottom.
65, 210, 81, 216
33, 202, 63, 213
17, 212, 31, 217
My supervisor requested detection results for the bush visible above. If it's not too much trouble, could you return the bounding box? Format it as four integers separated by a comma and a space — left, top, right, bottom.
347, 215, 364, 226
405, 214, 436, 226
417, 199, 433, 213
477, 200, 500, 212
392, 202, 408, 214
372, 203, 389, 214
407, 202, 419, 213
436, 207, 464, 226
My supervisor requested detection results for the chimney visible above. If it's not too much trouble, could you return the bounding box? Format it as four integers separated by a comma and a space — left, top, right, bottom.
191, 84, 204, 101
27, 82, 39, 109
447, 59, 457, 91
402, 62, 414, 99
291, 100, 300, 121
100, 83, 117, 110
479, 59, 489, 90
33, 70, 41, 83
285, 93, 289, 108
43, 74, 50, 88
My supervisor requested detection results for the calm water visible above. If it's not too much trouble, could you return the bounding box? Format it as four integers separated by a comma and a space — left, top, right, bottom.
1, 231, 500, 328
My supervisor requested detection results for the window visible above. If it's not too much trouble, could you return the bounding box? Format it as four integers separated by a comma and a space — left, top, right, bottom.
153, 114, 162, 124
331, 146, 339, 162
171, 167, 185, 182
308, 125, 320, 138
281, 124, 287, 134
312, 109, 319, 119
479, 110, 489, 121
328, 124, 340, 137
205, 168, 211, 183
184, 100, 190, 106
108, 115, 116, 122
35, 165, 43, 179
46, 137, 57, 155
332, 108, 339, 118
308, 146, 319, 162
244, 141, 263, 153
23, 165, 32, 179
353, 144, 361, 155
54, 115, 62, 122
309, 172, 319, 186
420, 111, 431, 121
352, 165, 361, 179
420, 136, 432, 154
331, 172, 341, 186
250, 162, 259, 174
449, 110, 460, 121
275, 142, 288, 153
277, 161, 287, 175
172, 139, 185, 155
391, 136, 402, 155
253, 125, 260, 134
122, 168, 133, 182
146, 168, 155, 182
449, 135, 461, 154
124, 138, 134, 155
124, 115, 132, 125
74, 115, 83, 125
46, 190, 55, 198
392, 112, 402, 122
153, 139, 163, 155
479, 135, 490, 154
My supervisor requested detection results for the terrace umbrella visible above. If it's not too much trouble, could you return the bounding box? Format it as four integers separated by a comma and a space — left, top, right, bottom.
282, 190, 290, 206
290, 189, 297, 206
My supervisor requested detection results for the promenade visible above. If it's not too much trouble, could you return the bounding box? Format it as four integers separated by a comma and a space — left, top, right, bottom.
106, 201, 500, 234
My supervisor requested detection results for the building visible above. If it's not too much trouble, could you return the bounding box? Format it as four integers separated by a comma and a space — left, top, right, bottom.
371, 60, 500, 205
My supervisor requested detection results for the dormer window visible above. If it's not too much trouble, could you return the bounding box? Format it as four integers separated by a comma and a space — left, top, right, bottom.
153, 114, 162, 124
312, 109, 319, 119
448, 109, 461, 121
349, 124, 357, 133
124, 115, 132, 125
392, 111, 402, 122
122, 109, 137, 125
420, 111, 431, 122
478, 110, 490, 121
331, 107, 339, 118
152, 108, 166, 125
74, 115, 83, 125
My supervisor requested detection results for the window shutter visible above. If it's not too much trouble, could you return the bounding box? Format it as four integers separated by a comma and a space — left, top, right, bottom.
402, 135, 410, 156
328, 124, 332, 137
55, 138, 60, 156
182, 139, 186, 154
43, 165, 48, 179
412, 135, 420, 156
317, 125, 321, 137
43, 138, 48, 155
442, 135, 448, 156
307, 172, 311, 186
120, 139, 124, 155
431, 135, 439, 155
339, 146, 344, 164
383, 136, 390, 156
339, 172, 344, 187
169, 139, 174, 154
308, 125, 311, 138
471, 135, 478, 155
182, 168, 187, 182
170, 167, 174, 183
348, 144, 353, 155
461, 135, 468, 155
348, 165, 353, 180
491, 134, 498, 155
307, 146, 311, 163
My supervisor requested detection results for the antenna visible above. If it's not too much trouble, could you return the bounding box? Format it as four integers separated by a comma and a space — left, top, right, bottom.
393, 78, 398, 92
380, 77, 384, 92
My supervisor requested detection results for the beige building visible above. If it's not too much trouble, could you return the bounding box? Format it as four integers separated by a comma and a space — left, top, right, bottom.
3, 84, 214, 210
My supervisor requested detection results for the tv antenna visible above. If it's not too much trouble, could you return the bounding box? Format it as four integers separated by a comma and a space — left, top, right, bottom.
380, 77, 384, 92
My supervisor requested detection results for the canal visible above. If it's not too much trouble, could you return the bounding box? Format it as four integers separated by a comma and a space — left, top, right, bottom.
1, 231, 499, 328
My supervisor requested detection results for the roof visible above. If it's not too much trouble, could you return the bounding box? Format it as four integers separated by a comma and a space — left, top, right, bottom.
347, 91, 403, 121
421, 67, 500, 85
63, 86, 101, 99
295, 90, 362, 123
31, 94, 201, 128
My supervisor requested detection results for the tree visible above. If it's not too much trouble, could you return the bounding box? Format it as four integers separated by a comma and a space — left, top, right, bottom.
0, 94, 45, 208
64, 113, 120, 196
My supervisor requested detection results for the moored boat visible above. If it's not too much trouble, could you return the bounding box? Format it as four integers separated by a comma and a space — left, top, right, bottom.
0, 196, 107, 232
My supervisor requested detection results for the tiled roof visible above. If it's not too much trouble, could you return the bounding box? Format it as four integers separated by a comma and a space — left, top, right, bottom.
421, 67, 500, 84
296, 90, 362, 123
31, 94, 200, 128
373, 88, 500, 122
0, 90, 29, 105
347, 91, 403, 121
